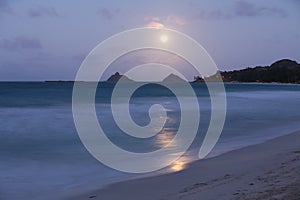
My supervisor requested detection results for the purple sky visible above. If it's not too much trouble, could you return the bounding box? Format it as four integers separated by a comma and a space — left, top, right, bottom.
0, 0, 299, 81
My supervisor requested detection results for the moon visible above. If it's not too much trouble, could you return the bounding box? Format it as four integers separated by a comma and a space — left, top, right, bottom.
160, 34, 168, 43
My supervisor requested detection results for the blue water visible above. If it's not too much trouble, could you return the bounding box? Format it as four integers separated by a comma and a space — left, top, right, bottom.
0, 82, 300, 200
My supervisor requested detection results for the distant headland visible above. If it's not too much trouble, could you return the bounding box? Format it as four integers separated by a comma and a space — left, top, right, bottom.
194, 59, 300, 84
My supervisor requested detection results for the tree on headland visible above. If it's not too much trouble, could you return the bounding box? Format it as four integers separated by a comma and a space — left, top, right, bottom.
194, 59, 300, 84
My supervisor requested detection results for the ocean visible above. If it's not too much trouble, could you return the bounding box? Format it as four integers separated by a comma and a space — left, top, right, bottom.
0, 82, 300, 200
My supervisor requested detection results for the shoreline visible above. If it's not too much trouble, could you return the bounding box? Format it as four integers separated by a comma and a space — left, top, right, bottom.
72, 130, 300, 200
0, 81, 299, 85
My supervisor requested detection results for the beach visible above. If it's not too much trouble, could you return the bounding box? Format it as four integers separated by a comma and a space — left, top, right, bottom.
74, 131, 300, 200
1, 82, 300, 200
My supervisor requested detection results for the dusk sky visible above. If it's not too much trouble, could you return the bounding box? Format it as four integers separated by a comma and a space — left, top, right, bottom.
0, 0, 299, 81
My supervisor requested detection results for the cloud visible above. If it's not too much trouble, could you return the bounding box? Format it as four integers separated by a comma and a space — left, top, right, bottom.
97, 8, 113, 20
191, 1, 287, 21
289, 0, 300, 6
144, 16, 160, 22
28, 6, 59, 18
144, 16, 164, 28
0, 37, 43, 51
0, 0, 13, 15
144, 15, 187, 28
234, 1, 287, 18
25, 51, 51, 62
97, 8, 120, 20
234, 1, 259, 17
193, 10, 233, 20
145, 21, 165, 28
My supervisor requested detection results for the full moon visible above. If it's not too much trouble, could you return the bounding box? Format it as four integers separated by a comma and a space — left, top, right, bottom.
160, 35, 168, 43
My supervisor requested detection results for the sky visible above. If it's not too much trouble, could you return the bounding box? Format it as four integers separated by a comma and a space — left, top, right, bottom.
0, 0, 299, 81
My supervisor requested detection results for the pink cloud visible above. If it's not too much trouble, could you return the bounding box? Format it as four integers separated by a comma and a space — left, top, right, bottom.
145, 21, 164, 28
144, 16, 160, 22
144, 14, 187, 28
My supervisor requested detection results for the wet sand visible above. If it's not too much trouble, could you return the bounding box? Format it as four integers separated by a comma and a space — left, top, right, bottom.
74, 131, 300, 200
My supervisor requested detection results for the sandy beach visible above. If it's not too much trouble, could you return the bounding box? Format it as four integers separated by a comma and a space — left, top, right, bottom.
74, 131, 300, 200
